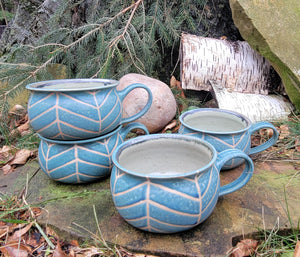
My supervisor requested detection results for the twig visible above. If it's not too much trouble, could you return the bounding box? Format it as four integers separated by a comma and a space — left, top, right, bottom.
261, 159, 300, 163
92, 205, 112, 251
0, 0, 8, 25
63, 0, 140, 53
109, 0, 142, 48
0, 56, 54, 118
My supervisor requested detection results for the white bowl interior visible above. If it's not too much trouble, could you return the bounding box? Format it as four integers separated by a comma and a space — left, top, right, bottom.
118, 137, 213, 176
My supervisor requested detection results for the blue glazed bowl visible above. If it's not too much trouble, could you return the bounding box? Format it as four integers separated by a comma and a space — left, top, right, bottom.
179, 108, 278, 169
110, 134, 254, 233
38, 122, 149, 184
26, 79, 152, 140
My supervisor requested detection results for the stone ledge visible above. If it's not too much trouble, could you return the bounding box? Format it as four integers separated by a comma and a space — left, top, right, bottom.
1, 160, 299, 256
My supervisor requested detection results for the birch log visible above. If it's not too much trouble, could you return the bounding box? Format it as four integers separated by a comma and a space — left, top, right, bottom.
210, 80, 293, 122
180, 33, 284, 95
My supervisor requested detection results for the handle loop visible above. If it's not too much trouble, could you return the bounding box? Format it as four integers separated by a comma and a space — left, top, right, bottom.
215, 149, 254, 197
118, 83, 153, 124
120, 122, 149, 140
249, 122, 279, 155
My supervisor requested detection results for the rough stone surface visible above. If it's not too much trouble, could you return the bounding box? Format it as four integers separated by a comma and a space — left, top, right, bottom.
229, 0, 300, 111
1, 159, 299, 256
118, 73, 177, 133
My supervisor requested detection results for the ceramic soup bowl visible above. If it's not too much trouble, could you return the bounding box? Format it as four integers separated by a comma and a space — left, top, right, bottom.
110, 134, 254, 233
38, 122, 148, 184
179, 108, 278, 169
27, 79, 152, 140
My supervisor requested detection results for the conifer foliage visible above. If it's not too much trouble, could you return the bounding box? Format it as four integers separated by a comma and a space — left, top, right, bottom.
0, 0, 206, 120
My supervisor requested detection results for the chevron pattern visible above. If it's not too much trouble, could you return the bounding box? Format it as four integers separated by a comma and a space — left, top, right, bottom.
38, 132, 123, 184
179, 126, 251, 169
28, 88, 122, 140
111, 165, 220, 233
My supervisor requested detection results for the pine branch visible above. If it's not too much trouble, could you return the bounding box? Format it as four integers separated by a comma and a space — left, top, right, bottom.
0, 0, 207, 121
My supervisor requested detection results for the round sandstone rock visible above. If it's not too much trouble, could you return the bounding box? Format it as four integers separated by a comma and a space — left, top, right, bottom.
117, 73, 177, 133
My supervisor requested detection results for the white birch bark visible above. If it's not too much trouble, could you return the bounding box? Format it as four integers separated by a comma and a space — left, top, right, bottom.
180, 33, 284, 95
210, 80, 294, 122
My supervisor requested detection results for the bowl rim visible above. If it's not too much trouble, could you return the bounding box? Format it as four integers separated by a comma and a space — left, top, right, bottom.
112, 133, 217, 179
179, 108, 252, 135
26, 78, 119, 92
38, 124, 122, 144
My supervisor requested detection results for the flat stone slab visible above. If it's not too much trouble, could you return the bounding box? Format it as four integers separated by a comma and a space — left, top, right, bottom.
1, 159, 299, 256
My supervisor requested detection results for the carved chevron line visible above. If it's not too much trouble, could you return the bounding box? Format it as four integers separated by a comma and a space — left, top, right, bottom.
29, 92, 55, 107
29, 89, 123, 140
39, 134, 122, 183
112, 167, 220, 232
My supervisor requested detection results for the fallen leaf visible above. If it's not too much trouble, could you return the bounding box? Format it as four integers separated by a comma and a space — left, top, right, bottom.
11, 222, 33, 240
161, 120, 177, 133
68, 248, 76, 257
279, 124, 290, 140
70, 240, 80, 247
8, 105, 27, 118
294, 241, 300, 257
0, 241, 32, 257
170, 76, 181, 89
73, 246, 104, 256
0, 145, 13, 157
2, 164, 13, 175
0, 226, 9, 240
45, 226, 59, 238
10, 121, 31, 137
231, 239, 258, 257
53, 242, 67, 257
0, 146, 15, 165
11, 149, 32, 165
295, 138, 300, 152
17, 121, 30, 136
170, 75, 185, 98
8, 105, 27, 129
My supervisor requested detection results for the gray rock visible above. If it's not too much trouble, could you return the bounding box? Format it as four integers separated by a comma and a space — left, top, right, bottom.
229, 0, 300, 111
118, 73, 177, 133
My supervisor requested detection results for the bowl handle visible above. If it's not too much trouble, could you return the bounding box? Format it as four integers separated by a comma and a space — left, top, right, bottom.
215, 149, 254, 197
249, 122, 279, 155
119, 122, 149, 140
118, 83, 153, 124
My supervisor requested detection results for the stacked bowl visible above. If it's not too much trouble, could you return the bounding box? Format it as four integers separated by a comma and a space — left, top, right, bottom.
26, 78, 153, 184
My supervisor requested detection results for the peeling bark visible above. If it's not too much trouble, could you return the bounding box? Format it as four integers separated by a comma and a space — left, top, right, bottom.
180, 33, 284, 95
210, 80, 293, 122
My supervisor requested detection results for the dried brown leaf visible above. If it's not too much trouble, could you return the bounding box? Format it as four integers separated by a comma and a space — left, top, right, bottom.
170, 76, 181, 89
0, 145, 13, 157
17, 121, 30, 136
8, 105, 27, 129
8, 105, 27, 118
0, 226, 9, 240
53, 242, 67, 257
10, 120, 31, 138
231, 239, 258, 257
69, 240, 80, 247
2, 164, 13, 175
294, 241, 300, 257
11, 222, 33, 241
11, 149, 32, 165
45, 226, 59, 238
0, 241, 32, 257
295, 138, 300, 152
0, 146, 15, 166
161, 120, 177, 133
73, 246, 104, 256
279, 124, 290, 140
